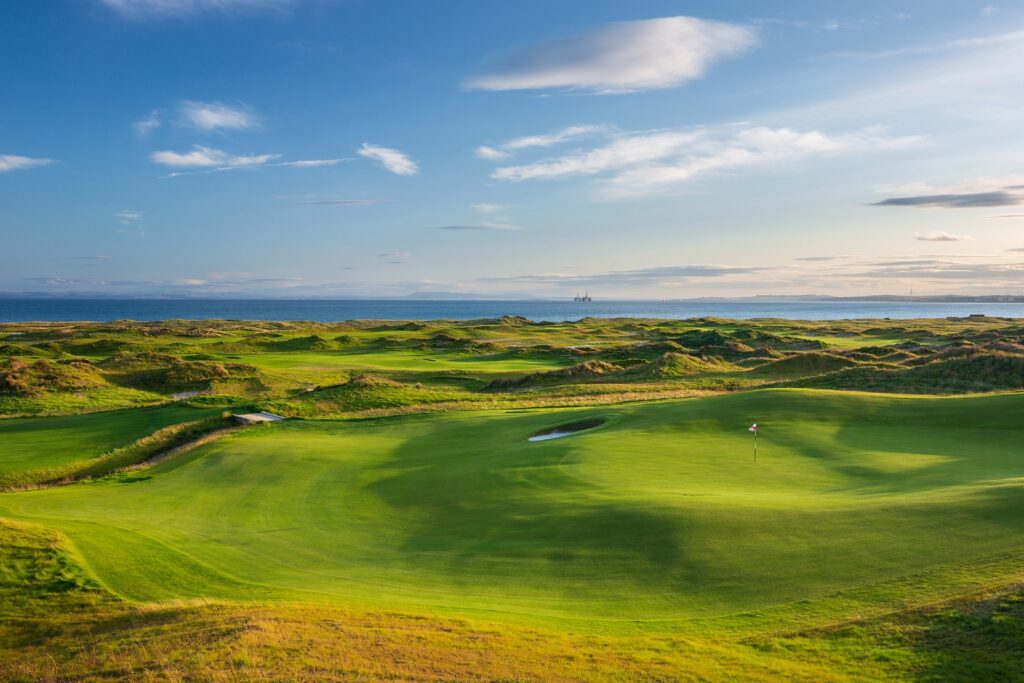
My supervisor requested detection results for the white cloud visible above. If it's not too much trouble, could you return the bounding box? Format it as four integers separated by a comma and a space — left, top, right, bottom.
358, 143, 418, 176
152, 153, 345, 178
150, 145, 276, 168
293, 198, 380, 206
0, 154, 55, 173
878, 175, 1024, 196
432, 224, 516, 231
115, 210, 143, 224
604, 128, 923, 198
475, 146, 509, 160
180, 100, 257, 131
100, 0, 293, 19
463, 202, 519, 230
132, 110, 161, 137
475, 124, 610, 160
466, 16, 757, 94
491, 126, 923, 197
278, 159, 344, 168
470, 203, 508, 215
492, 130, 700, 182
914, 231, 972, 242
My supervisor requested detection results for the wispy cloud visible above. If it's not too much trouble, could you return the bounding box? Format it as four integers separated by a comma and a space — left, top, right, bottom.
469, 203, 509, 215
484, 264, 764, 286
99, 0, 295, 19
377, 251, 410, 258
358, 143, 418, 176
67, 255, 112, 261
0, 154, 55, 173
876, 191, 1023, 208
913, 231, 972, 242
115, 210, 143, 224
873, 178, 1024, 209
436, 202, 521, 230
292, 198, 380, 206
277, 159, 345, 168
161, 158, 345, 177
431, 224, 515, 231
491, 125, 922, 198
180, 100, 258, 132
846, 261, 1024, 282
132, 110, 161, 138
466, 16, 757, 94
151, 145, 275, 168
475, 124, 611, 160
150, 145, 344, 176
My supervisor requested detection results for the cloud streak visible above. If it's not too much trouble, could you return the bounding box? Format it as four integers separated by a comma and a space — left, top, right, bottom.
466, 16, 757, 94
485, 264, 764, 287
151, 145, 275, 168
100, 0, 294, 19
913, 231, 972, 242
358, 143, 418, 176
293, 198, 380, 206
0, 154, 55, 173
475, 124, 611, 160
874, 190, 1024, 208
132, 110, 161, 137
431, 224, 515, 231
180, 100, 257, 132
490, 126, 922, 198
115, 210, 142, 224
150, 146, 345, 176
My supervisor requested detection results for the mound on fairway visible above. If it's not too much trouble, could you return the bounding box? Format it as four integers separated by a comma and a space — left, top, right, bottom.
3, 389, 1024, 632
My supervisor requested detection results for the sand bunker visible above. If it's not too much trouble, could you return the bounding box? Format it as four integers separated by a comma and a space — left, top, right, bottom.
528, 419, 605, 442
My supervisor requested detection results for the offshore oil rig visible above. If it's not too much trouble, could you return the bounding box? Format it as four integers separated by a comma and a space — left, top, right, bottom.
573, 291, 592, 302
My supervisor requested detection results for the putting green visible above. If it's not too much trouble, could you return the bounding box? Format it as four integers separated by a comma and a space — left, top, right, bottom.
2, 389, 1023, 631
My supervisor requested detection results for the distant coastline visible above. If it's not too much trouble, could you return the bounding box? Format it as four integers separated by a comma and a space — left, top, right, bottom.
2, 292, 1024, 304
3, 297, 1024, 323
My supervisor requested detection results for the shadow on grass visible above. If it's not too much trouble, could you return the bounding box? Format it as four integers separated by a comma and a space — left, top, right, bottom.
365, 414, 702, 599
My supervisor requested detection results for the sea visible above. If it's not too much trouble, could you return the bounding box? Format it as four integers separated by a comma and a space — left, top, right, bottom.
3, 298, 1024, 323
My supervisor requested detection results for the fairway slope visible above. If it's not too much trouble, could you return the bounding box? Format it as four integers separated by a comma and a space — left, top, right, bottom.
2, 389, 1024, 634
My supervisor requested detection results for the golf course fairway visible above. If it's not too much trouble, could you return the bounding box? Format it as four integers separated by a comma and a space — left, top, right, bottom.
3, 388, 1023, 634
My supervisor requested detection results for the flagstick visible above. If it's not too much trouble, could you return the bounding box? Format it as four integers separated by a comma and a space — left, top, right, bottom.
753, 429, 757, 462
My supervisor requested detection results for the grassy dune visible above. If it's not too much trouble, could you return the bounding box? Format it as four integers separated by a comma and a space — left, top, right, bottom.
3, 389, 1023, 635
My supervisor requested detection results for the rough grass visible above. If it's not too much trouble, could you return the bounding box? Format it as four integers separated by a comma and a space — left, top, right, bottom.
753, 351, 865, 377
0, 414, 229, 490
800, 352, 1024, 393
2, 518, 1024, 682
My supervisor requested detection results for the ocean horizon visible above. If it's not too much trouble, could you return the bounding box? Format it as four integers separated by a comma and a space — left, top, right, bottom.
3, 298, 1024, 323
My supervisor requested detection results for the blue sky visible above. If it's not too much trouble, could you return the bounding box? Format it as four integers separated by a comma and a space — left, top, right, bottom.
2, 0, 1024, 298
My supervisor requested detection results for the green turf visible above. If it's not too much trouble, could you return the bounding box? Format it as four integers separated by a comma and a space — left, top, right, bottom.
230, 348, 571, 374
0, 404, 213, 475
3, 389, 1024, 634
